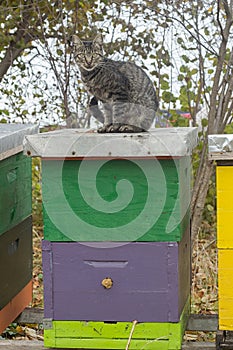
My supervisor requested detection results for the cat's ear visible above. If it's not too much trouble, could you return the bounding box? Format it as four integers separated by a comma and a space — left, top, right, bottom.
72, 35, 83, 48
93, 34, 103, 48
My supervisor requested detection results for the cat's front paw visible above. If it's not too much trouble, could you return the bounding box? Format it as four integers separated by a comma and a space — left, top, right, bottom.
118, 124, 145, 133
97, 124, 112, 133
107, 123, 121, 132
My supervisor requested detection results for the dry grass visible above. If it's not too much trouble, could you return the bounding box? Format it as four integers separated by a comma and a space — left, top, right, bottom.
191, 232, 218, 315
186, 222, 218, 342
32, 226, 44, 308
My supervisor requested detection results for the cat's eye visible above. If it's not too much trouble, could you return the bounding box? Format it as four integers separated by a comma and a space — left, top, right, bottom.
75, 53, 84, 59
92, 53, 101, 58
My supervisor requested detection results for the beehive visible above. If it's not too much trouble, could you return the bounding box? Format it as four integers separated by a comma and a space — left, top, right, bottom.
24, 127, 198, 349
25, 128, 197, 243
42, 227, 190, 323
0, 123, 38, 334
44, 296, 190, 350
209, 134, 233, 330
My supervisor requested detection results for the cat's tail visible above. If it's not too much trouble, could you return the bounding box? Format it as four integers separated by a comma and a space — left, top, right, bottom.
89, 96, 104, 124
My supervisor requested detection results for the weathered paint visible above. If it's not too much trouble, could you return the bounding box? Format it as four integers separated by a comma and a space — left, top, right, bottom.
43, 296, 189, 349
42, 228, 190, 323
0, 281, 32, 334
217, 166, 233, 248
0, 217, 32, 310
0, 153, 32, 235
218, 249, 233, 330
42, 157, 191, 242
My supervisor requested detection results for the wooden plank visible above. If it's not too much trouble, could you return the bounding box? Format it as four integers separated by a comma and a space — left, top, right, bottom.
0, 340, 216, 349
15, 307, 44, 324
209, 151, 233, 160
216, 160, 233, 166
15, 308, 219, 331
182, 342, 215, 349
187, 314, 218, 331
0, 282, 32, 334
44, 337, 177, 349
0, 340, 44, 349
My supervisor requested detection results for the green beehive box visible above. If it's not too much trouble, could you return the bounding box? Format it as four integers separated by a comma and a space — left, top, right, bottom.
24, 128, 198, 242
0, 124, 38, 235
43, 296, 190, 349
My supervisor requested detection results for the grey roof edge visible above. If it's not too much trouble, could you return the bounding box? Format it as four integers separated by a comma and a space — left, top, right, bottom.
208, 134, 233, 160
0, 124, 39, 159
23, 127, 198, 158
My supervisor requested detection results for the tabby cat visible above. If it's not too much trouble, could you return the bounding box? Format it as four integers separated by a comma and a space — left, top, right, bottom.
73, 34, 158, 133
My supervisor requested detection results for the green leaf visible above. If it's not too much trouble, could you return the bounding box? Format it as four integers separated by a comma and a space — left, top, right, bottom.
177, 37, 184, 44
56, 49, 63, 56
207, 204, 214, 212
178, 74, 184, 81
160, 79, 170, 90
201, 118, 208, 127
182, 55, 190, 63
190, 68, 198, 75
180, 65, 188, 73
162, 91, 173, 103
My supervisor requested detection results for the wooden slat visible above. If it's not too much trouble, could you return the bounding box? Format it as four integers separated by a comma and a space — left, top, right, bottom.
0, 340, 44, 349
187, 314, 218, 331
182, 342, 215, 349
8, 309, 218, 349
209, 152, 233, 160
0, 340, 216, 349
15, 307, 43, 324
0, 340, 77, 349
15, 308, 219, 332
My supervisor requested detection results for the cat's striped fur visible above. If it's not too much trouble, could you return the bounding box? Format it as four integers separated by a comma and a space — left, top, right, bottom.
73, 34, 158, 133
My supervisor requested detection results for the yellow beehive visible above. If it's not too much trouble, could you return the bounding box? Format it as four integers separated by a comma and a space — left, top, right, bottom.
209, 134, 233, 331
217, 166, 233, 330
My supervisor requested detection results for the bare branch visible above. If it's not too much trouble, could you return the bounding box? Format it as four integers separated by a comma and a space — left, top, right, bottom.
208, 3, 233, 133
217, 0, 225, 40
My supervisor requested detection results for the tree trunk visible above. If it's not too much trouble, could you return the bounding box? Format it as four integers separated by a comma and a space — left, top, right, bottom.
191, 151, 214, 245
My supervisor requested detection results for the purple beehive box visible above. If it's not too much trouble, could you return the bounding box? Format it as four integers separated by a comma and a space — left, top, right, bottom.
42, 228, 190, 323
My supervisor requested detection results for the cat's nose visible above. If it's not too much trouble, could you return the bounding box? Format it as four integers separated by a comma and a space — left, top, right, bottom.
85, 58, 93, 66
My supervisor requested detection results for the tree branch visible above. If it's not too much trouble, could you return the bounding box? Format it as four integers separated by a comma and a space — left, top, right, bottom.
148, 1, 218, 56
208, 2, 233, 133
0, 12, 34, 81
217, 0, 225, 40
